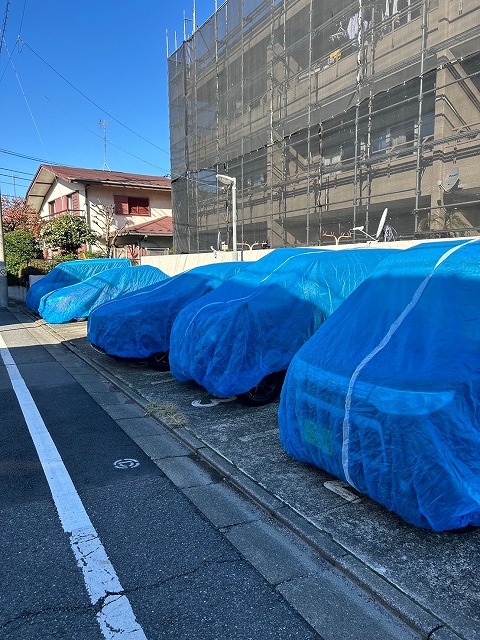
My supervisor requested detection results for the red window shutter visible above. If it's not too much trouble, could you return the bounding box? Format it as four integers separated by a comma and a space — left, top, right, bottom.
137, 198, 149, 215
72, 191, 80, 212
130, 197, 150, 215
114, 195, 129, 215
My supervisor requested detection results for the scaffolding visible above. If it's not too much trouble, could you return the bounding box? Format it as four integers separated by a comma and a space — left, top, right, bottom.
168, 0, 480, 252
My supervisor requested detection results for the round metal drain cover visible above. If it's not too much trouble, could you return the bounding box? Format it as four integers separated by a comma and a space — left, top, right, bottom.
113, 458, 140, 469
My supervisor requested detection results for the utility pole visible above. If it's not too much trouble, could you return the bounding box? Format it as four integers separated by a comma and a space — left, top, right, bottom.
0, 6, 10, 306
0, 185, 9, 308
100, 120, 110, 171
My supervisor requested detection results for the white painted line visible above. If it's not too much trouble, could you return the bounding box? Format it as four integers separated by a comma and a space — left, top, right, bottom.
191, 396, 237, 407
324, 480, 362, 503
0, 334, 148, 640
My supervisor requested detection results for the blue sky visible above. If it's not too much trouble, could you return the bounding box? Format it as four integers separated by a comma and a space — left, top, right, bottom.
0, 0, 216, 198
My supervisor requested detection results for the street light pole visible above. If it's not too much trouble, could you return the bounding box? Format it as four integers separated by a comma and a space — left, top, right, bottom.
0, 187, 9, 308
216, 174, 238, 261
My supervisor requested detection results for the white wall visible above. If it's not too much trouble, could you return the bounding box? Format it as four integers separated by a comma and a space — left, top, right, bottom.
141, 248, 273, 275
87, 184, 171, 231
39, 179, 172, 230
38, 179, 77, 220
140, 238, 444, 276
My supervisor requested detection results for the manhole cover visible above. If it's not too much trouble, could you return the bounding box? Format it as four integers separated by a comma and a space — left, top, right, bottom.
113, 458, 140, 469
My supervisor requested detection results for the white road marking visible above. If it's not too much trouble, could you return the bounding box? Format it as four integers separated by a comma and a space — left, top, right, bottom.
191, 396, 237, 407
114, 458, 140, 469
0, 334, 148, 640
324, 480, 362, 503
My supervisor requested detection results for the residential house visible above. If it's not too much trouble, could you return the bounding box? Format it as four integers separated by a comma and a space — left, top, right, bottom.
26, 165, 173, 260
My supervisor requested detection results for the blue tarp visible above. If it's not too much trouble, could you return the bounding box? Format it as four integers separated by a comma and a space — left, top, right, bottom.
38, 265, 168, 323
87, 261, 247, 358
169, 248, 397, 397
25, 258, 131, 313
278, 239, 480, 532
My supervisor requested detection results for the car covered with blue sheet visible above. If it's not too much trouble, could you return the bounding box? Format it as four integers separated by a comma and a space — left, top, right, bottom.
25, 258, 131, 313
278, 239, 480, 532
169, 247, 396, 404
38, 265, 168, 324
87, 261, 247, 368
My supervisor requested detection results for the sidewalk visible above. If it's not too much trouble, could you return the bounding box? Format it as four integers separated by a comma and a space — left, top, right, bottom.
11, 303, 480, 640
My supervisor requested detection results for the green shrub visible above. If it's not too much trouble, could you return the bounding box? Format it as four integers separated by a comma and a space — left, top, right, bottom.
5, 230, 41, 286
80, 248, 108, 259
51, 253, 78, 266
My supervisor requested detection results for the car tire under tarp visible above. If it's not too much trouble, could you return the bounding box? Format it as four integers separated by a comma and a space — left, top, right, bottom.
148, 351, 171, 371
238, 371, 286, 407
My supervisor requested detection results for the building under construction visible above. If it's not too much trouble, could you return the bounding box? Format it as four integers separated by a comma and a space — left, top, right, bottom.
168, 0, 480, 252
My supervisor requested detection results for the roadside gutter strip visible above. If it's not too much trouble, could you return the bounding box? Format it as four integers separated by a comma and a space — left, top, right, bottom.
11, 305, 465, 640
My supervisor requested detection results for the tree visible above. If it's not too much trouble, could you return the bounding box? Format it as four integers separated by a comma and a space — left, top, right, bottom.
40, 215, 97, 254
90, 201, 126, 257
418, 207, 471, 237
1, 195, 42, 237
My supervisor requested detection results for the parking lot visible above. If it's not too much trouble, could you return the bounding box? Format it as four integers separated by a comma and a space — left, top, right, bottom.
11, 302, 480, 640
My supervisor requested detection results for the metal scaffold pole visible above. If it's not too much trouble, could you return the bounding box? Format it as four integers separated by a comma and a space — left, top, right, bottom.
306, 0, 313, 246
364, 2, 376, 236
353, 0, 364, 238
414, 0, 429, 234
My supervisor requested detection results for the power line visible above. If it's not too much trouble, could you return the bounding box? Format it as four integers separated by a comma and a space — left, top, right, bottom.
0, 1, 10, 56
0, 172, 30, 181
4, 40, 53, 166
0, 0, 26, 84
19, 38, 171, 156
17, 0, 27, 39
43, 95, 169, 173
0, 146, 63, 164
0, 166, 34, 175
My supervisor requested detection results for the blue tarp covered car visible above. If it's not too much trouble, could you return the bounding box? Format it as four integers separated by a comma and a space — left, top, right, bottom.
169, 247, 397, 404
25, 258, 131, 313
278, 239, 480, 532
87, 261, 247, 368
38, 265, 168, 324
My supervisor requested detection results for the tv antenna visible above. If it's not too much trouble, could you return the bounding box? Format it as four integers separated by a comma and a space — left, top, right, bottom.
99, 120, 110, 171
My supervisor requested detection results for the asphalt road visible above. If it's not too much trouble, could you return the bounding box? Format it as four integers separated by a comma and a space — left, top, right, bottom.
1, 307, 329, 639
0, 310, 428, 640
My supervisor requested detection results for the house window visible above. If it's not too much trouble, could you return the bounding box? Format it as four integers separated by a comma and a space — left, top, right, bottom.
114, 195, 150, 216
48, 201, 55, 218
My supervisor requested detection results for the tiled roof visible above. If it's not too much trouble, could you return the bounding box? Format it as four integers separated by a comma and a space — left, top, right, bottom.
117, 217, 173, 237
26, 164, 171, 212
40, 164, 171, 189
